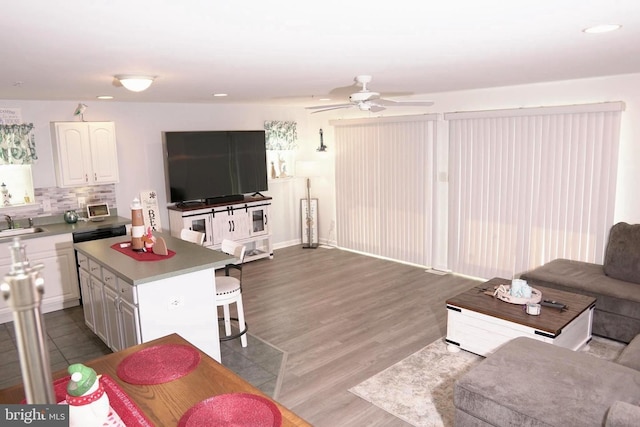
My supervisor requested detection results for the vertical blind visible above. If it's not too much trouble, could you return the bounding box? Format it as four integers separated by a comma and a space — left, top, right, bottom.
333, 115, 438, 266
445, 102, 624, 279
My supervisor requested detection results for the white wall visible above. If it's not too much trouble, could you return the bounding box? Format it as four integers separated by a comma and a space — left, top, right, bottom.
3, 72, 639, 253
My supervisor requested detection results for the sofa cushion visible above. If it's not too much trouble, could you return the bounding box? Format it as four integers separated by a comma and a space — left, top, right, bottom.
603, 222, 640, 284
520, 258, 640, 343
454, 337, 640, 427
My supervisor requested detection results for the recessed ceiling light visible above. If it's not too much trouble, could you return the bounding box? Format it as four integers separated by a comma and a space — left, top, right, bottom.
583, 24, 622, 34
97, 95, 114, 100
319, 98, 331, 102
213, 93, 228, 97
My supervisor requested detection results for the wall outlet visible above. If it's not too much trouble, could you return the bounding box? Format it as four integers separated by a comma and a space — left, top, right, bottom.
77, 196, 86, 208
42, 198, 51, 212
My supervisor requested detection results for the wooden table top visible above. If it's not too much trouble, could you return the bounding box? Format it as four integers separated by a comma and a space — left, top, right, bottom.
0, 333, 311, 427
446, 277, 596, 335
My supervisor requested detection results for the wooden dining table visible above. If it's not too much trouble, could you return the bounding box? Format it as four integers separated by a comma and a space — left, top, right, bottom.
0, 333, 311, 427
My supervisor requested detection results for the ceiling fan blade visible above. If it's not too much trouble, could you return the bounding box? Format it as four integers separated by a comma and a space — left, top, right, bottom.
308, 105, 354, 114
377, 98, 434, 107
306, 103, 353, 110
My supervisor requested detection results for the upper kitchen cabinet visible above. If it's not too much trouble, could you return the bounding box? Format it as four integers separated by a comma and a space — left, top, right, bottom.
51, 122, 120, 187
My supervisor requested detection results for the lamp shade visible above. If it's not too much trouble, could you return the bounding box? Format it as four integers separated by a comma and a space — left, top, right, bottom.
296, 161, 319, 178
115, 75, 155, 92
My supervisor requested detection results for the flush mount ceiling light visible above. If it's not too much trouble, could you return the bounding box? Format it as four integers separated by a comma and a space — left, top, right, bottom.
583, 24, 622, 34
114, 75, 155, 92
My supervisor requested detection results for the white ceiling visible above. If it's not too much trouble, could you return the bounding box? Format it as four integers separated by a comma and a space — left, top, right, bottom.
2, 1, 639, 108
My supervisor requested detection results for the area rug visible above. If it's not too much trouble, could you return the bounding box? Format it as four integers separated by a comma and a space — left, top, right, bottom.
349, 336, 626, 427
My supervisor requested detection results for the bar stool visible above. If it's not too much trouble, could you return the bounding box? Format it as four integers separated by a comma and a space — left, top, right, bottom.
179, 231, 248, 347
217, 239, 248, 347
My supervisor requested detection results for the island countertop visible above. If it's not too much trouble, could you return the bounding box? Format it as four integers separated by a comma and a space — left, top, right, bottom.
73, 231, 234, 285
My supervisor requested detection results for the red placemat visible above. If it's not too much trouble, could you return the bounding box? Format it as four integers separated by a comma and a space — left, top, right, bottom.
117, 344, 201, 385
110, 242, 175, 261
22, 375, 154, 427
178, 393, 282, 427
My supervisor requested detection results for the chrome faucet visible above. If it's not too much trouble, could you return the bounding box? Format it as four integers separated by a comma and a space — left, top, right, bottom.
4, 214, 14, 229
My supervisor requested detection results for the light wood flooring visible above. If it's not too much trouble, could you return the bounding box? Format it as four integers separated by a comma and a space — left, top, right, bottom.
240, 245, 480, 426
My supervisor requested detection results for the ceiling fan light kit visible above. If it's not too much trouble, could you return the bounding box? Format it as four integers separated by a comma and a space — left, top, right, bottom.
115, 75, 155, 92
307, 75, 434, 114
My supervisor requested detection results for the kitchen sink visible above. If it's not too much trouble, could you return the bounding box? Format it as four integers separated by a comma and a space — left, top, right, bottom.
0, 227, 47, 238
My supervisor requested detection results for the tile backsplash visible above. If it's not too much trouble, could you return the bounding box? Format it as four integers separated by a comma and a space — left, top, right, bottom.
1, 184, 116, 219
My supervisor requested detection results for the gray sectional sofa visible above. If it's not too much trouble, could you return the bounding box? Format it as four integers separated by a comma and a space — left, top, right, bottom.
453, 222, 640, 426
454, 335, 640, 426
520, 222, 640, 343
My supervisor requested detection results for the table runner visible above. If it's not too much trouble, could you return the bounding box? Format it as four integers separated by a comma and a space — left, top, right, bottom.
110, 241, 175, 261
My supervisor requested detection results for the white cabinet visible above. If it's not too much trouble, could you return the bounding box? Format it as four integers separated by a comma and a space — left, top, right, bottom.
78, 252, 140, 351
79, 256, 109, 343
212, 206, 250, 243
0, 234, 80, 324
168, 197, 273, 262
51, 121, 120, 187
104, 283, 140, 352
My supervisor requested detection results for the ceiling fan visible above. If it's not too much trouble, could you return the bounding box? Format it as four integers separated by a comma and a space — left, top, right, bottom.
306, 75, 434, 114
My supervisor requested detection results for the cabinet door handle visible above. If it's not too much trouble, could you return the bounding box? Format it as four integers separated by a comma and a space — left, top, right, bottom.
228, 221, 232, 232
85, 174, 88, 182
232, 220, 235, 231
94, 172, 97, 181
265, 214, 268, 225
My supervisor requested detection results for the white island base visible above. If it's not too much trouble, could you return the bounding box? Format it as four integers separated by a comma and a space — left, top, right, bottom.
136, 268, 219, 361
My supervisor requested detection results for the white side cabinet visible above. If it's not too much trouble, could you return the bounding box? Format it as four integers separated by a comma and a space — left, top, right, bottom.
78, 252, 141, 351
0, 234, 80, 324
51, 121, 120, 187
168, 197, 273, 262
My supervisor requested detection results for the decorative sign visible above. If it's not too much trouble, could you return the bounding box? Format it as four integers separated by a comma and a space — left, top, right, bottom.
140, 190, 162, 232
0, 108, 22, 124
301, 198, 318, 245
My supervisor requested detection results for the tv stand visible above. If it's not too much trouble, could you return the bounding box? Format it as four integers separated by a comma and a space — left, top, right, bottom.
168, 196, 273, 263
205, 194, 244, 205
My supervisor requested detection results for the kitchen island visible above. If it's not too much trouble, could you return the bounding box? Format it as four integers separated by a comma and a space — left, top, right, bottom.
74, 232, 234, 362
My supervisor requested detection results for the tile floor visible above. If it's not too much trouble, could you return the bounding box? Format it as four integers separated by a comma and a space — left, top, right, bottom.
0, 305, 284, 397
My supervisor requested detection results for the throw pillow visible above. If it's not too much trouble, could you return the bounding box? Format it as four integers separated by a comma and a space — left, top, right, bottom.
603, 222, 640, 284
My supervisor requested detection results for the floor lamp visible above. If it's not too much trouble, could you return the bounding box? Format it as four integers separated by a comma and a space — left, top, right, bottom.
297, 161, 319, 249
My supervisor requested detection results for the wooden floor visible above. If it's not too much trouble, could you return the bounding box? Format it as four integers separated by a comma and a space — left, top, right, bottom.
240, 245, 480, 427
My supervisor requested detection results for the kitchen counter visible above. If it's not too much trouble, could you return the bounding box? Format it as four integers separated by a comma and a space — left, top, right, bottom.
0, 215, 131, 244
74, 232, 233, 285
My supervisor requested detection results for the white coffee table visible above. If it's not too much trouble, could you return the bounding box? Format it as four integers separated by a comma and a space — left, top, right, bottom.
445, 277, 596, 356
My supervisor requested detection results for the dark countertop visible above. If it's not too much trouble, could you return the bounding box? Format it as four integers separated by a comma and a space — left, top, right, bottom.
0, 215, 131, 244
73, 232, 234, 285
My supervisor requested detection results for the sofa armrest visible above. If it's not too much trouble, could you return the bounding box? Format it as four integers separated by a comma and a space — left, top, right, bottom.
605, 401, 640, 427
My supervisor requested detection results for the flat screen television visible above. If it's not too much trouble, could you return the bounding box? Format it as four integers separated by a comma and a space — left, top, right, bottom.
162, 130, 268, 204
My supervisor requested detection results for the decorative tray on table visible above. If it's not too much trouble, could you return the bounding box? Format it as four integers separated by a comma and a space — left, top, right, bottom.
493, 284, 542, 305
